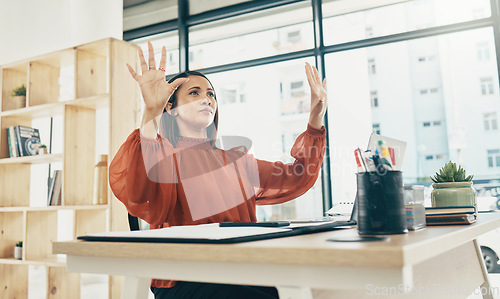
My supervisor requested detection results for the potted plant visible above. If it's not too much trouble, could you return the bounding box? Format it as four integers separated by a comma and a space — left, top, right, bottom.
14, 241, 22, 260
430, 160, 476, 208
10, 84, 26, 109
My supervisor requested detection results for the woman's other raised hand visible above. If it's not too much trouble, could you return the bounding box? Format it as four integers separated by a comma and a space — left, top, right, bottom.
305, 62, 327, 130
127, 41, 188, 117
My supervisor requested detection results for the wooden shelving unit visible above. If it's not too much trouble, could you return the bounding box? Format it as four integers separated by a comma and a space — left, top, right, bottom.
0, 38, 141, 299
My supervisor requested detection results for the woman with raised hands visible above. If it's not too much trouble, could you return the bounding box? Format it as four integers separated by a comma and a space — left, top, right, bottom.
109, 41, 328, 299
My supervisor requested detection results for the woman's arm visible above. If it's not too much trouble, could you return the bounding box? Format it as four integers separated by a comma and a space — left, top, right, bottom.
127, 41, 188, 138
109, 129, 179, 226
305, 62, 327, 130
256, 63, 327, 204
109, 42, 187, 225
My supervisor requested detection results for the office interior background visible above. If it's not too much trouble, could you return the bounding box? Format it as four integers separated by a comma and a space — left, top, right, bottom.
2, 0, 500, 297
125, 0, 500, 221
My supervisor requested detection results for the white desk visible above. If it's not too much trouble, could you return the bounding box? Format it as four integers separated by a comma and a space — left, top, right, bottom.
53, 213, 500, 299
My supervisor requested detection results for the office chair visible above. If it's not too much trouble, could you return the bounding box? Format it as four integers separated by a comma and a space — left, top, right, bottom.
128, 213, 140, 231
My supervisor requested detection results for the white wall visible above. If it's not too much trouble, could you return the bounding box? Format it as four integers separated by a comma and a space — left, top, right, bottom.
0, 0, 123, 65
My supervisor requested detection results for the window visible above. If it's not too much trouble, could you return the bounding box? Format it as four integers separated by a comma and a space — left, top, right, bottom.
420, 88, 439, 95
477, 42, 491, 60
290, 81, 305, 97
370, 91, 378, 107
487, 149, 500, 167
189, 2, 313, 69
372, 123, 380, 134
326, 26, 499, 205
130, 31, 179, 75
368, 59, 376, 74
423, 121, 442, 127
425, 155, 434, 160
219, 83, 246, 105
221, 89, 237, 104
481, 77, 494, 95
484, 113, 498, 131
287, 30, 302, 43
209, 58, 322, 221
322, 0, 491, 46
365, 26, 373, 37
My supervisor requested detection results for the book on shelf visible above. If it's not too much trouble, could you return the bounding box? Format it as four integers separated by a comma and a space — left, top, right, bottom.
6, 127, 18, 157
6, 125, 41, 157
425, 205, 477, 225
48, 170, 62, 206
14, 125, 41, 157
425, 206, 476, 216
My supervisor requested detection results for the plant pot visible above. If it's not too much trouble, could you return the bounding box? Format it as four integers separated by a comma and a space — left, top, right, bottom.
38, 148, 47, 155
7, 95, 26, 110
431, 181, 477, 207
14, 246, 22, 260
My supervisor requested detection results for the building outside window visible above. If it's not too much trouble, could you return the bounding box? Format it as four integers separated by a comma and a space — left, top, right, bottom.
372, 123, 381, 134
477, 42, 491, 60
481, 77, 495, 95
488, 149, 500, 167
370, 91, 378, 107
484, 112, 499, 131
368, 58, 376, 74
287, 30, 302, 43
365, 26, 373, 37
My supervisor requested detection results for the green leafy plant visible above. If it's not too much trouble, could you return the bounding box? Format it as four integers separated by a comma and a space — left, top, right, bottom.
430, 160, 473, 183
11, 84, 26, 97
16, 241, 23, 247
39, 144, 47, 149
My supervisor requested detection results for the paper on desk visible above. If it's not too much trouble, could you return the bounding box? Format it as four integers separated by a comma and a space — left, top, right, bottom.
81, 223, 292, 240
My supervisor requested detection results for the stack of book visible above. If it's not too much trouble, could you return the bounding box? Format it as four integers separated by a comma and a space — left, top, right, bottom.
6, 125, 41, 157
47, 170, 62, 206
425, 206, 476, 225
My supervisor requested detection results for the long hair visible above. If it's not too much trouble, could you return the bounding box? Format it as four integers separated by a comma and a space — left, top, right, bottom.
159, 71, 219, 148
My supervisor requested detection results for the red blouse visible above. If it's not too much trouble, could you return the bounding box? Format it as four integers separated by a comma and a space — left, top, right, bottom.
109, 124, 326, 288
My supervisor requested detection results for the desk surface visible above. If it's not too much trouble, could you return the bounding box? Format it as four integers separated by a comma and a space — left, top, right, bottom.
53, 212, 500, 270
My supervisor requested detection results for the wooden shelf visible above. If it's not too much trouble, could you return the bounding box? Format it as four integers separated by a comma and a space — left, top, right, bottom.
0, 37, 140, 299
0, 204, 108, 212
0, 256, 66, 267
0, 94, 109, 118
0, 153, 63, 165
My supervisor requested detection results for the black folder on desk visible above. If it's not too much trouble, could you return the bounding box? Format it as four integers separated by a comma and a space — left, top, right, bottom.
79, 198, 358, 244
77, 220, 356, 244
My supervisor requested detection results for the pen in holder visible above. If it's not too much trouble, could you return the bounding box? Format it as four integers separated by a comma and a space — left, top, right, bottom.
356, 170, 408, 235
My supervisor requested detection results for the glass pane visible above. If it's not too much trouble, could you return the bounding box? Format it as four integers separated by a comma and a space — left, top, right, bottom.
189, 0, 252, 15
326, 27, 500, 204
123, 0, 178, 31
130, 31, 179, 76
189, 2, 313, 69
207, 57, 324, 220
323, 0, 491, 46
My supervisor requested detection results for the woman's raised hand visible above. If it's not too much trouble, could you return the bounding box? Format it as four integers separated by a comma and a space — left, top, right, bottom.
127, 41, 188, 117
305, 62, 327, 130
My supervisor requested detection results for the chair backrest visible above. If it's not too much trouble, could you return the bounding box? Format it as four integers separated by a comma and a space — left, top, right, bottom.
128, 213, 140, 231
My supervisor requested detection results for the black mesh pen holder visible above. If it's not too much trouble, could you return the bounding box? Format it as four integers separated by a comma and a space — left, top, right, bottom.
356, 170, 408, 235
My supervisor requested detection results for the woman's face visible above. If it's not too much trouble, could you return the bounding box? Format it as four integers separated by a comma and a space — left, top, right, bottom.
170, 75, 217, 133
